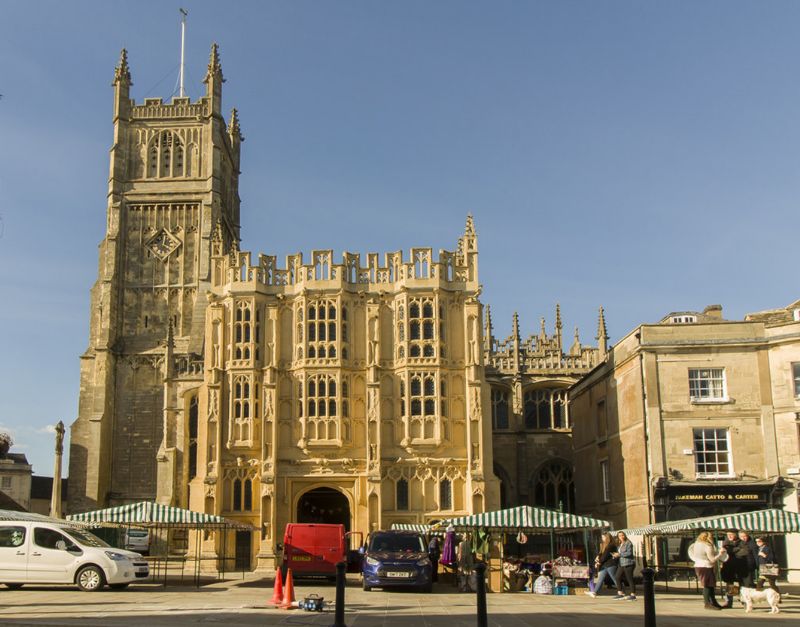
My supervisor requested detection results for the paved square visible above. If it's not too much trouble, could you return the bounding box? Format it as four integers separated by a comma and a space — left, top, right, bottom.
0, 577, 797, 626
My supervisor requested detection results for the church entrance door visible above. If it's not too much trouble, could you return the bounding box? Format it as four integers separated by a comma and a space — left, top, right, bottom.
234, 530, 251, 570
296, 487, 351, 532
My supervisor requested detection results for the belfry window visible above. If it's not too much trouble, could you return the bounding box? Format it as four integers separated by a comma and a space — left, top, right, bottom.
147, 130, 185, 179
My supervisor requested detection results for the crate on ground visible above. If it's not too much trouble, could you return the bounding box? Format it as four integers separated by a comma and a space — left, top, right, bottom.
554, 585, 569, 596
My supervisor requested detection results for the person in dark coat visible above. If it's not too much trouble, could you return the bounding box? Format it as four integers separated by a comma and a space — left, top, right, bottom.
736, 530, 758, 588
720, 530, 741, 608
584, 532, 619, 597
755, 536, 780, 594
428, 535, 441, 583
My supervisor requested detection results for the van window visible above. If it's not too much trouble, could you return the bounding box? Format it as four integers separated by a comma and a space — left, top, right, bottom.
0, 526, 26, 548
368, 533, 426, 553
34, 528, 78, 551
64, 528, 110, 548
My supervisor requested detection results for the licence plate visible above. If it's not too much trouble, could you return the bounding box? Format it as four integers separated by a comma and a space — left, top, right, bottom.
292, 556, 312, 561
386, 571, 411, 578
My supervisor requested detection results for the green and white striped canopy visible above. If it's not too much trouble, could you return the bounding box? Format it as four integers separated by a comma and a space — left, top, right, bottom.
621, 509, 800, 537
439, 506, 610, 532
67, 501, 251, 529
0, 509, 91, 527
390, 523, 444, 535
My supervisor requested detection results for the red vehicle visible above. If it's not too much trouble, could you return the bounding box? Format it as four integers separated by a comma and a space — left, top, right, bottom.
282, 524, 361, 578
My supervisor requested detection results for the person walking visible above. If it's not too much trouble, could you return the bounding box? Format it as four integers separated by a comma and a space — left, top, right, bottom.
428, 534, 441, 583
584, 532, 619, 598
689, 531, 727, 610
736, 530, 758, 588
720, 530, 741, 608
755, 536, 781, 595
613, 531, 636, 600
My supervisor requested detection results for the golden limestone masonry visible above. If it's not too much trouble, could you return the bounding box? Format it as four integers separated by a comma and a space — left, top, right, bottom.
68, 47, 607, 569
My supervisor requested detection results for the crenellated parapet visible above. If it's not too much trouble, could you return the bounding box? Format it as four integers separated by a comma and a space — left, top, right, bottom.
213, 243, 479, 293
131, 97, 211, 120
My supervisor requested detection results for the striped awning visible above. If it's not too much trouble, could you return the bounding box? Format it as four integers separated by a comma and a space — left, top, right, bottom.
439, 506, 610, 532
390, 523, 444, 535
67, 501, 252, 529
621, 509, 800, 537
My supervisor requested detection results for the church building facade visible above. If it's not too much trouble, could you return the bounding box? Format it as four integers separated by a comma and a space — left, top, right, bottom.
69, 47, 604, 569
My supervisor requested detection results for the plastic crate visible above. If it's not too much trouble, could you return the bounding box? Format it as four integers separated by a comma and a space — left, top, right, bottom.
554, 585, 569, 596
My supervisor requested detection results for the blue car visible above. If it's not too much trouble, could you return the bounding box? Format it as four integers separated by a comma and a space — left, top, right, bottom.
361, 531, 432, 592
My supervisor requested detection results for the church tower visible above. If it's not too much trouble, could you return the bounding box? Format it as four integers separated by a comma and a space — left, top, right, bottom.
68, 46, 241, 512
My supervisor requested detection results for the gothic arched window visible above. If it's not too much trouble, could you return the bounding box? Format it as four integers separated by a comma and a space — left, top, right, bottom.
396, 479, 409, 511
530, 460, 575, 513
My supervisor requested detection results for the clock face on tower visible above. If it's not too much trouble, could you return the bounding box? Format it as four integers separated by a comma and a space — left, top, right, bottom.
146, 229, 181, 260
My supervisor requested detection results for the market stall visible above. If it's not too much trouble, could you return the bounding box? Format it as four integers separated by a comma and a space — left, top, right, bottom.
67, 501, 254, 586
619, 508, 800, 592
437, 505, 611, 594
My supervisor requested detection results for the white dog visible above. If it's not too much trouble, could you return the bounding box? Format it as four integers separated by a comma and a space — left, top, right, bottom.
740, 586, 781, 614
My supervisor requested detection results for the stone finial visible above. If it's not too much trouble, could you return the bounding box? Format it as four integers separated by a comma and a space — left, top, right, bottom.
596, 306, 609, 356
512, 311, 520, 342
555, 303, 562, 330
485, 304, 493, 334
204, 42, 224, 83
570, 326, 581, 355
228, 108, 243, 141
539, 316, 547, 339
113, 48, 132, 86
465, 213, 476, 237
484, 304, 494, 352
54, 421, 65, 455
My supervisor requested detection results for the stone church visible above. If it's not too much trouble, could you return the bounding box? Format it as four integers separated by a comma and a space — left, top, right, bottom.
68, 46, 606, 569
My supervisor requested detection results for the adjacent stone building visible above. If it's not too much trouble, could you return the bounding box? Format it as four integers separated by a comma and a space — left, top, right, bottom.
569, 301, 800, 579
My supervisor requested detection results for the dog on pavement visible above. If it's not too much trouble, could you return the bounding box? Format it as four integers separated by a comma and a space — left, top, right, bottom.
740, 586, 780, 614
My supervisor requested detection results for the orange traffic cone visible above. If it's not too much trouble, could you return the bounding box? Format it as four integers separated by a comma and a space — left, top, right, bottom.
268, 569, 283, 606
280, 568, 296, 609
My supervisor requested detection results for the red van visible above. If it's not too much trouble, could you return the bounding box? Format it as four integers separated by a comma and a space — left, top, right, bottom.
282, 523, 348, 578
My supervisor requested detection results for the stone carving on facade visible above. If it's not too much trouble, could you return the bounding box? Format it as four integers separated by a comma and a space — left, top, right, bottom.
367, 387, 378, 423
469, 386, 481, 422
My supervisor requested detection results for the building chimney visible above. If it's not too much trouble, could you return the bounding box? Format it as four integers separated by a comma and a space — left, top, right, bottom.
703, 304, 723, 320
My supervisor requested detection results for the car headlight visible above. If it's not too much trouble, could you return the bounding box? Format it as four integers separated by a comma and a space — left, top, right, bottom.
417, 557, 431, 567
105, 551, 128, 561
365, 556, 380, 566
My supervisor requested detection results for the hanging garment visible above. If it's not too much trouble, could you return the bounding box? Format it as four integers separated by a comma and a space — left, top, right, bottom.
441, 529, 457, 566
473, 527, 490, 555
516, 531, 528, 544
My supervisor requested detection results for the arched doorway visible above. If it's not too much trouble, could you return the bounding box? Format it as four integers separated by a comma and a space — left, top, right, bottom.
297, 487, 351, 531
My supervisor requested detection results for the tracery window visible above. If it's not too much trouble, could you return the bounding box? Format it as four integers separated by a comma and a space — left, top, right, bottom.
232, 478, 253, 511
231, 375, 257, 444
396, 478, 409, 511
523, 389, 569, 430
304, 374, 347, 441
234, 302, 252, 360
408, 298, 437, 358
188, 396, 198, 480
439, 478, 452, 510
307, 300, 337, 359
530, 460, 575, 513
491, 388, 509, 430
406, 372, 438, 440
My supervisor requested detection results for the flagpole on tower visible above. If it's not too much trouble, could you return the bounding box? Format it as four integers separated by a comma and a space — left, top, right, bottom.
179, 8, 188, 97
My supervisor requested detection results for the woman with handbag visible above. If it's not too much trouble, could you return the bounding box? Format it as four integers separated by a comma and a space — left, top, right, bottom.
689, 531, 727, 610
755, 536, 781, 594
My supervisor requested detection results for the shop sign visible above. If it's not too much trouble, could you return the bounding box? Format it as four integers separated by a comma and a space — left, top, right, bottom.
671, 490, 767, 504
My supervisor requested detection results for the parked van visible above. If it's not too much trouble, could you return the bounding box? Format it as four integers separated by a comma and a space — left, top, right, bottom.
0, 520, 149, 591
123, 529, 150, 555
282, 523, 350, 578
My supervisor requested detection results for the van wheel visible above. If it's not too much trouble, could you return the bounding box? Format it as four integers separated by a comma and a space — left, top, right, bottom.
76, 566, 105, 592
362, 579, 371, 592
4, 583, 23, 590
109, 583, 130, 590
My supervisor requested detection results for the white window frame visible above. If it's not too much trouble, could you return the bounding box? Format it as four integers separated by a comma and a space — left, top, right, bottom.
692, 428, 734, 479
688, 368, 727, 402
792, 363, 800, 399
600, 460, 611, 503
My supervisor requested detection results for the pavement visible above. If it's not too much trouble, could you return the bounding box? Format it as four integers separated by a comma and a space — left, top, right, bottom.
0, 576, 798, 626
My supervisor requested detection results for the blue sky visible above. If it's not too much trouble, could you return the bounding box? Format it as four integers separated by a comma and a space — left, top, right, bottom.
1, 0, 798, 477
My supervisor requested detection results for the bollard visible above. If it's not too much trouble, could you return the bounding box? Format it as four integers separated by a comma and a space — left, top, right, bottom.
330, 560, 347, 627
642, 567, 656, 627
475, 562, 488, 627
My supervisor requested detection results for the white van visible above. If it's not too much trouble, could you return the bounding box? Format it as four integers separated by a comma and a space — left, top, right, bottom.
123, 529, 150, 555
0, 520, 149, 591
